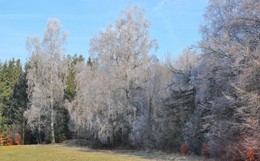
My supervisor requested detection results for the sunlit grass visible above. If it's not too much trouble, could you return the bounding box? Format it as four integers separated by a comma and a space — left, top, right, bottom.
0, 145, 149, 161
0, 144, 214, 161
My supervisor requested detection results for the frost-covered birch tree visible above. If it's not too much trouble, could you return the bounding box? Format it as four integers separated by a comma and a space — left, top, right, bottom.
67, 6, 158, 147
90, 6, 158, 146
25, 19, 68, 144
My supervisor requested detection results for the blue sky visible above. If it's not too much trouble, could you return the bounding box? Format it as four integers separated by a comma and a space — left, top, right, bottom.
0, 0, 208, 64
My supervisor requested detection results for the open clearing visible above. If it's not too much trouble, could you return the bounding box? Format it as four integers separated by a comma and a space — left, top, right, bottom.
0, 144, 213, 161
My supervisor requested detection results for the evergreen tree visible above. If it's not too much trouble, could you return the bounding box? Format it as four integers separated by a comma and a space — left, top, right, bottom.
0, 59, 26, 144
9, 62, 28, 144
65, 54, 84, 101
0, 61, 8, 134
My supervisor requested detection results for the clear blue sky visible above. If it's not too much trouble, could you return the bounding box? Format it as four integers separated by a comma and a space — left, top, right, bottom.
0, 0, 208, 64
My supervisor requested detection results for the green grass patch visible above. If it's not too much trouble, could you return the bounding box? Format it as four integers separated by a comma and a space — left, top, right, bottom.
0, 145, 148, 161
0, 144, 214, 161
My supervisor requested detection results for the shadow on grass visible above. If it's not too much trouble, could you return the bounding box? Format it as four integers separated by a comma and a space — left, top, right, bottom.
60, 140, 215, 161
111, 150, 216, 161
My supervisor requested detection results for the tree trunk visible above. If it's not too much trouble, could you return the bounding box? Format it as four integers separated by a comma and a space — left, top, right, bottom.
50, 90, 55, 144
22, 119, 25, 145
51, 109, 55, 143
38, 115, 41, 144
50, 58, 55, 144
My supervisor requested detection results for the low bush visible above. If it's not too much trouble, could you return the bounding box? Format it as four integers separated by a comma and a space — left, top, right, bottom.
180, 144, 189, 155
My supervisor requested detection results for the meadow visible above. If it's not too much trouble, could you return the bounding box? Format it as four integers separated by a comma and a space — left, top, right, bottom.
0, 145, 211, 161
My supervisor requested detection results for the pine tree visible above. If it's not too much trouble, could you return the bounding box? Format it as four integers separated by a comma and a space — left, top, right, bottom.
65, 54, 84, 101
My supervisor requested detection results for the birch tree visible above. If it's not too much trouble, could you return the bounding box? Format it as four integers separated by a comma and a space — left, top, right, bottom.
90, 6, 157, 146
66, 6, 158, 146
25, 19, 68, 144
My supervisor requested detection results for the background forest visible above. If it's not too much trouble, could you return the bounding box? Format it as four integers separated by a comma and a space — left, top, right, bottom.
0, 0, 259, 161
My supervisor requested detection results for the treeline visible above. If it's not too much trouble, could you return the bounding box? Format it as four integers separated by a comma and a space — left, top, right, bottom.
0, 59, 28, 144
0, 0, 259, 160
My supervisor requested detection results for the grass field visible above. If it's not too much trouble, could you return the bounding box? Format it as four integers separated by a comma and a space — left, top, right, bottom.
0, 144, 212, 161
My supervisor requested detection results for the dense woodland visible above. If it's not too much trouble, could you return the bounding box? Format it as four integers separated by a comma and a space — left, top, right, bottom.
0, 0, 259, 160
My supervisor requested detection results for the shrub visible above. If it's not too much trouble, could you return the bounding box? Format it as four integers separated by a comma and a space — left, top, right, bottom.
14, 133, 22, 145
0, 133, 4, 146
180, 144, 189, 155
6, 134, 13, 146
201, 143, 210, 158
246, 149, 258, 161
